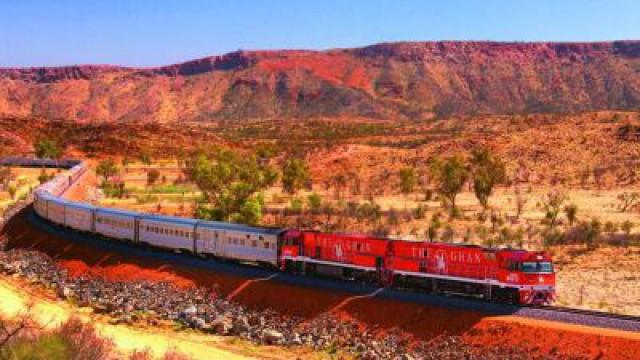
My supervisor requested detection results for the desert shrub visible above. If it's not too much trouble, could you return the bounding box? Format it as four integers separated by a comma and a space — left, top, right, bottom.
441, 225, 455, 242
356, 202, 382, 224
497, 226, 513, 245
469, 148, 506, 209
0, 317, 113, 360
413, 203, 427, 219
604, 221, 618, 233
146, 169, 160, 186
427, 213, 442, 242
101, 181, 126, 198
135, 194, 159, 205
148, 184, 192, 194
424, 188, 434, 202
387, 208, 401, 227
463, 227, 472, 243
621, 220, 634, 235
372, 225, 391, 238
541, 190, 568, 229
543, 229, 564, 247
289, 197, 304, 213
37, 171, 52, 185
429, 155, 469, 216
564, 203, 578, 226
489, 211, 504, 230
3, 333, 72, 360
564, 218, 602, 248
616, 192, 640, 212
282, 159, 310, 194
307, 192, 323, 214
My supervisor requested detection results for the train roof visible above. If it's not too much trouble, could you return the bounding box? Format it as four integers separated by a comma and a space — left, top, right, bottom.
64, 201, 96, 210
303, 230, 388, 241
141, 214, 199, 226
95, 207, 143, 218
199, 220, 286, 236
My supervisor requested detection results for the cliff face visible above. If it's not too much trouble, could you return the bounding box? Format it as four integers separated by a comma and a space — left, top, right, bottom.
1, 41, 639, 123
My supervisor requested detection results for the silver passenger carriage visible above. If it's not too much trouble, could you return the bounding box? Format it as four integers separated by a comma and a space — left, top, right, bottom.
64, 201, 96, 232
196, 221, 285, 266
95, 208, 140, 242
138, 215, 198, 253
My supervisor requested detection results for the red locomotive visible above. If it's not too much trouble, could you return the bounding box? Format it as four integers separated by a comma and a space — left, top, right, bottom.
281, 231, 555, 305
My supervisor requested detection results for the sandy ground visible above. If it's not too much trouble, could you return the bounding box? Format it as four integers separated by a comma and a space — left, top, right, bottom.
1, 167, 56, 212
0, 277, 318, 360
553, 246, 640, 315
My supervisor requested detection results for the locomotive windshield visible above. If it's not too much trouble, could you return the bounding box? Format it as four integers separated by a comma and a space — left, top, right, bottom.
520, 261, 553, 273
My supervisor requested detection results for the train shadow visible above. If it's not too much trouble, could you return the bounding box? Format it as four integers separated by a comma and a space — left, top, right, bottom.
2, 206, 520, 340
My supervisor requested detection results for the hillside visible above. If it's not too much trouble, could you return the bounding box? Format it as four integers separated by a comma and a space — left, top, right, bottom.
1, 41, 640, 123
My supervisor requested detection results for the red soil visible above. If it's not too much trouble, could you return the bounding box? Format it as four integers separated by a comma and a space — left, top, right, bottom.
465, 317, 640, 360
58, 259, 195, 288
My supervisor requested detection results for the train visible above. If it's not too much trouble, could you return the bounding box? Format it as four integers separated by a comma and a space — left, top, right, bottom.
31, 160, 555, 305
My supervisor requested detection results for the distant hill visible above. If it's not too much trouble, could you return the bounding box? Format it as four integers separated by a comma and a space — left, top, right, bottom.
1, 41, 640, 122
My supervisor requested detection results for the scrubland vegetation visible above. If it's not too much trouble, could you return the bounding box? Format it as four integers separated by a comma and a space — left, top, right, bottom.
0, 315, 187, 360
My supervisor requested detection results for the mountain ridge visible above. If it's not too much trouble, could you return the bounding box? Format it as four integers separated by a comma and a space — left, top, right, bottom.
1, 40, 639, 121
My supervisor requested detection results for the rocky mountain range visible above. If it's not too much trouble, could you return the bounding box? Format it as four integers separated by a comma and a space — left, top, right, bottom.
1, 41, 639, 123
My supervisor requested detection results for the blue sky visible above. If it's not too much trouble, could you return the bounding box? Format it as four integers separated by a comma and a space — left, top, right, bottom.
1, 0, 639, 67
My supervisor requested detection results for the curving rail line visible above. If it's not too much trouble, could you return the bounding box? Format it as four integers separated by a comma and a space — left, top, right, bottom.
2, 157, 640, 334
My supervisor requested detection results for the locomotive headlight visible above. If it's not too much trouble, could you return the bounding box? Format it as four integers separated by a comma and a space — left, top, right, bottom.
539, 276, 544, 283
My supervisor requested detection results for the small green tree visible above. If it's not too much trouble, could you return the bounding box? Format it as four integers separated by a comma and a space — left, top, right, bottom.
282, 159, 310, 194
564, 203, 578, 226
307, 192, 323, 214
235, 195, 264, 226
7, 185, 17, 200
584, 218, 602, 249
37, 170, 47, 184
139, 152, 152, 166
621, 220, 634, 236
34, 138, 61, 160
398, 167, 417, 207
617, 192, 640, 212
469, 148, 506, 210
185, 148, 275, 223
427, 213, 442, 242
542, 190, 568, 229
621, 220, 634, 246
121, 156, 131, 168
430, 155, 469, 216
96, 159, 119, 184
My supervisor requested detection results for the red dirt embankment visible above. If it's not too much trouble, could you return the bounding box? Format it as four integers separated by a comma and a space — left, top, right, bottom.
4, 208, 640, 359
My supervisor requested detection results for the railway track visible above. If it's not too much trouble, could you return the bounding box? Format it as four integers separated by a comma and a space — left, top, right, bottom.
514, 305, 640, 333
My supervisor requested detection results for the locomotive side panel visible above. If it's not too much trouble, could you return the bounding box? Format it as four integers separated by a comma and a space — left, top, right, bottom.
300, 232, 388, 270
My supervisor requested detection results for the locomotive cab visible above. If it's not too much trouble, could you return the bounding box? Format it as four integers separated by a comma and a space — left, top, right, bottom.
499, 251, 556, 305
